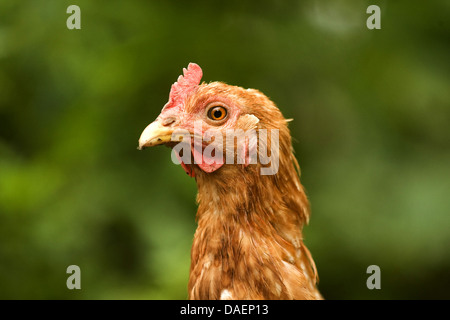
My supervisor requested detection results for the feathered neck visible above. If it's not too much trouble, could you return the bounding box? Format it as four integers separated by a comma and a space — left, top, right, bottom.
187, 129, 321, 300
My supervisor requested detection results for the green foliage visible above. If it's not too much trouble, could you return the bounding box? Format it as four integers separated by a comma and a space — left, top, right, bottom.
0, 0, 449, 299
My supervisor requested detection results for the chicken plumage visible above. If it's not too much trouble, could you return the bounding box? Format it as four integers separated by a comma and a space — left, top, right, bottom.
138, 63, 322, 300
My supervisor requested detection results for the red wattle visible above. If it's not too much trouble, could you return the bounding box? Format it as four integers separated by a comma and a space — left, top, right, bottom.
192, 143, 224, 173
175, 152, 194, 177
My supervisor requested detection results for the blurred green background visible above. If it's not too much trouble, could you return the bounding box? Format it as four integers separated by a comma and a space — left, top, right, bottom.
0, 0, 449, 299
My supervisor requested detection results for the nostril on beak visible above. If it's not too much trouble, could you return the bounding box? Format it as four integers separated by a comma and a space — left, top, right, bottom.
161, 117, 176, 126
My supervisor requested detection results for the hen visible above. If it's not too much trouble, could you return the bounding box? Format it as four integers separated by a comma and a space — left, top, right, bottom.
138, 63, 322, 300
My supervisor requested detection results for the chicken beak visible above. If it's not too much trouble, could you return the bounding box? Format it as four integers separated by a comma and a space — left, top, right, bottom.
138, 120, 174, 150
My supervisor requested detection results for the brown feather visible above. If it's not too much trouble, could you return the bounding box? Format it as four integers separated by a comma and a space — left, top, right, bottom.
185, 83, 322, 300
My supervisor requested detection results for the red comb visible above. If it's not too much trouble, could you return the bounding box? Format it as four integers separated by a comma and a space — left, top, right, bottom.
165, 63, 203, 110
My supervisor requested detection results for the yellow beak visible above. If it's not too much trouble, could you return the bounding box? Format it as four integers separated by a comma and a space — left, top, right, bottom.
138, 120, 174, 150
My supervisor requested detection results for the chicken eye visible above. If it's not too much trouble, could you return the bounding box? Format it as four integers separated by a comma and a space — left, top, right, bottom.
207, 106, 227, 121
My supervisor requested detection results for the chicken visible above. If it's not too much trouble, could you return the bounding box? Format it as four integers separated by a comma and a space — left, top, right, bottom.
138, 63, 322, 300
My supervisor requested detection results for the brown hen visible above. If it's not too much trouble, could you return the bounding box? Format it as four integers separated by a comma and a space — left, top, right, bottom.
138, 63, 322, 300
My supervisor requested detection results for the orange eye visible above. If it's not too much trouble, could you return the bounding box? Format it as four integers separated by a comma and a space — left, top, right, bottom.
207, 106, 227, 121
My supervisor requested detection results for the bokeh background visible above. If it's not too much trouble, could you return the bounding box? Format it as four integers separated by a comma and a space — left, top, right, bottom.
0, 0, 449, 299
